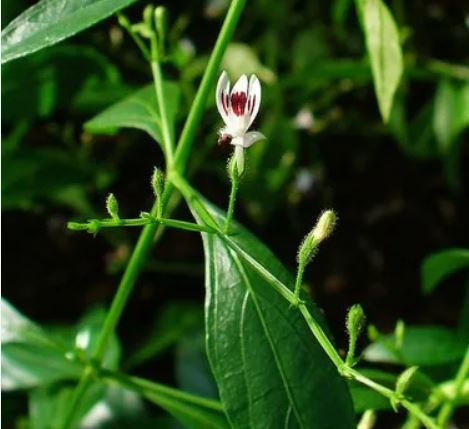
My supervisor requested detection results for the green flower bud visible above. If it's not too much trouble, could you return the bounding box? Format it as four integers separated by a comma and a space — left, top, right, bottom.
297, 210, 337, 266
154, 6, 168, 46
395, 366, 419, 398
151, 167, 165, 199
106, 193, 120, 221
345, 304, 366, 366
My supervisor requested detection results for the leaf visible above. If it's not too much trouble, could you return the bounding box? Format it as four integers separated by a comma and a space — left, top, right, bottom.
422, 248, 469, 294
356, 0, 403, 122
433, 80, 469, 154
181, 189, 354, 428
84, 82, 180, 147
102, 370, 230, 429
1, 299, 81, 390
124, 302, 203, 370
363, 325, 467, 367
2, 44, 125, 122
1, 0, 140, 64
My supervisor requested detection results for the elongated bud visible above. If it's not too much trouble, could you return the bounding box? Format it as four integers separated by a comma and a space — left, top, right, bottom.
357, 410, 376, 429
143, 4, 154, 28
151, 167, 165, 199
396, 366, 419, 398
297, 210, 337, 266
346, 304, 366, 366
347, 304, 365, 338
154, 6, 168, 51
394, 319, 405, 349
106, 193, 120, 221
117, 13, 131, 30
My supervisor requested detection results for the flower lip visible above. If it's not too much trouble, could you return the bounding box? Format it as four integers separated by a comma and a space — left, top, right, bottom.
216, 71, 262, 139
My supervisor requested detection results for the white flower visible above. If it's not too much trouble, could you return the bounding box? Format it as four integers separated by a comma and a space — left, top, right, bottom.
216, 71, 265, 174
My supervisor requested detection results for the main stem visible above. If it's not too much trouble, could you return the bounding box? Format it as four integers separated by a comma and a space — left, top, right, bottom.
61, 1, 247, 427
436, 346, 469, 428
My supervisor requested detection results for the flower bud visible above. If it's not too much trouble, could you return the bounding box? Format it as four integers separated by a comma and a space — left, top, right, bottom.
151, 167, 165, 199
297, 210, 337, 266
117, 13, 131, 30
106, 193, 120, 221
395, 366, 419, 398
346, 304, 365, 341
346, 304, 366, 366
143, 4, 154, 28
154, 6, 168, 46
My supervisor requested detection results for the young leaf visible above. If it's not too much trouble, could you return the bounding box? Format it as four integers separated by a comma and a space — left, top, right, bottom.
422, 248, 469, 294
84, 82, 180, 148
363, 325, 467, 367
356, 0, 403, 122
1, 0, 139, 64
182, 191, 355, 428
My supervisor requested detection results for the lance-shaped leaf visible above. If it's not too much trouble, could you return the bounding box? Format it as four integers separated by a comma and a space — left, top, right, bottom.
1, 0, 140, 64
356, 0, 403, 122
181, 188, 355, 429
84, 83, 180, 148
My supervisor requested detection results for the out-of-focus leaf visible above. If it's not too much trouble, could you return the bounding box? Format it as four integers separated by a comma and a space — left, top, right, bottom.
102, 371, 230, 429
1, 299, 81, 391
124, 302, 202, 370
422, 248, 469, 294
242, 118, 298, 223
1, 0, 140, 64
84, 82, 180, 147
175, 330, 218, 399
356, 0, 403, 122
222, 43, 276, 84
363, 325, 467, 367
292, 29, 330, 73
182, 190, 355, 429
29, 382, 105, 429
2, 45, 124, 122
2, 147, 112, 212
433, 80, 469, 154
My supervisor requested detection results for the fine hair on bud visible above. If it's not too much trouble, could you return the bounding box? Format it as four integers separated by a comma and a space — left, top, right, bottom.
297, 209, 337, 266
346, 304, 366, 338
151, 167, 165, 198
313, 209, 337, 244
106, 193, 119, 221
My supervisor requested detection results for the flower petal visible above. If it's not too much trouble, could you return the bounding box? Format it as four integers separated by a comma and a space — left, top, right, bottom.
242, 131, 266, 148
230, 75, 249, 117
247, 74, 261, 128
216, 70, 231, 126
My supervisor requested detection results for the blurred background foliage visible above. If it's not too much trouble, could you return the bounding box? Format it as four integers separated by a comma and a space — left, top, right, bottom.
2, 0, 469, 427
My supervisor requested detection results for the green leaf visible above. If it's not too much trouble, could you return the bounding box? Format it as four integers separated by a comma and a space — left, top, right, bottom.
422, 248, 469, 294
183, 192, 354, 428
433, 80, 469, 154
2, 45, 125, 123
29, 382, 105, 429
1, 299, 81, 390
102, 370, 230, 429
124, 302, 202, 370
356, 0, 403, 122
84, 82, 180, 147
363, 325, 467, 367
1, 0, 140, 64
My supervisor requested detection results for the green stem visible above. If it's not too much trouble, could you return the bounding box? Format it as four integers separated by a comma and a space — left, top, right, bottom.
347, 368, 439, 429
436, 346, 469, 428
173, 0, 247, 173
61, 2, 247, 427
224, 170, 239, 233
151, 59, 175, 166
293, 263, 305, 305
68, 216, 214, 234
118, 13, 151, 61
